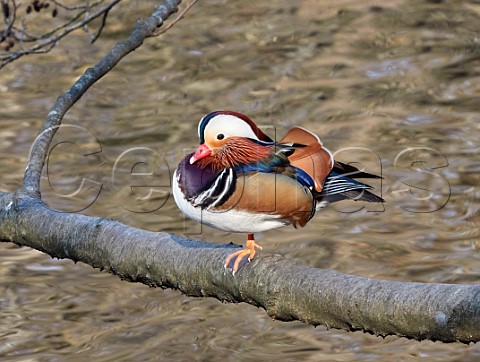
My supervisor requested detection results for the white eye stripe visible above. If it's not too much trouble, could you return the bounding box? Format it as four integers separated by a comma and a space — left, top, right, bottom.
204, 115, 259, 141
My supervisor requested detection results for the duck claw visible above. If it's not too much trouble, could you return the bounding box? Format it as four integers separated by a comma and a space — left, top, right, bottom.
224, 238, 262, 275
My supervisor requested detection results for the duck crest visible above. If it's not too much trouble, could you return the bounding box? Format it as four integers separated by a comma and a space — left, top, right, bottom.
198, 110, 273, 144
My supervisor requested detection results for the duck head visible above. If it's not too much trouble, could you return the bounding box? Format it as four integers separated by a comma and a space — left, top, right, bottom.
190, 111, 274, 170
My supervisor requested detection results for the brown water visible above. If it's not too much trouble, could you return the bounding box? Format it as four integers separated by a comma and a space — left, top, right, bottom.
1, 0, 480, 360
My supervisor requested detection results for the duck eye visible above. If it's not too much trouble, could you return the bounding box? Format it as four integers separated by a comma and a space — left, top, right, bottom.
216, 133, 225, 140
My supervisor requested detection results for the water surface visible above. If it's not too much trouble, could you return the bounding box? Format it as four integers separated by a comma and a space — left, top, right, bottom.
1, 0, 480, 360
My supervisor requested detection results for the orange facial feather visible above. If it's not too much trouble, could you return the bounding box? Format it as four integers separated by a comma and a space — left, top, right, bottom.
197, 137, 273, 171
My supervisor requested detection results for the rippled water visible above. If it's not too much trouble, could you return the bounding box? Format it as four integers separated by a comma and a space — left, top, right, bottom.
1, 0, 480, 360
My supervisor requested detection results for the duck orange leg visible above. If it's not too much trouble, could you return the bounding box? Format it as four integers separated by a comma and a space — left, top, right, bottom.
224, 234, 263, 275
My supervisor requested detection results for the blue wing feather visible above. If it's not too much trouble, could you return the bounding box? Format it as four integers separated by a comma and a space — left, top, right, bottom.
233, 154, 315, 189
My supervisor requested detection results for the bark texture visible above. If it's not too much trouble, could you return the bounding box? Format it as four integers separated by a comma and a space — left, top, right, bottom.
1, 192, 479, 343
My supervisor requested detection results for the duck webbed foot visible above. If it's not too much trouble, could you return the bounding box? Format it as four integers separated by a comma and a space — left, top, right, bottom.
224, 234, 262, 275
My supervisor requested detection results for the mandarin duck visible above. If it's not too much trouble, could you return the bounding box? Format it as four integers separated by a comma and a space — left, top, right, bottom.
173, 111, 383, 274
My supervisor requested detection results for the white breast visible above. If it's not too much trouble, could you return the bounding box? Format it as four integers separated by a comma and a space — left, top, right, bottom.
172, 170, 289, 233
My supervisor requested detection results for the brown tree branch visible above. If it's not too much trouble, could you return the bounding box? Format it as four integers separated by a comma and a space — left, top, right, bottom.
0, 193, 479, 343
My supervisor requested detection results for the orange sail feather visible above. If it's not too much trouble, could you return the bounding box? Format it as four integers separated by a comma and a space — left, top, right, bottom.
280, 127, 333, 192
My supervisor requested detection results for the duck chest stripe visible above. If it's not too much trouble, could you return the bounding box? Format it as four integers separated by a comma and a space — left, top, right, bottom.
193, 168, 235, 208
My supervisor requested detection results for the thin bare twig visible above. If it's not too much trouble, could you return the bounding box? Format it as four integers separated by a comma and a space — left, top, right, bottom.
7, 0, 105, 44
11, 0, 104, 43
51, 0, 105, 11
90, 5, 110, 43
0, 0, 121, 69
1, 0, 16, 51
152, 0, 198, 37
83, 0, 93, 40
